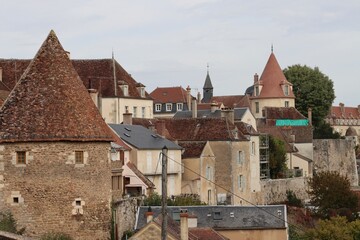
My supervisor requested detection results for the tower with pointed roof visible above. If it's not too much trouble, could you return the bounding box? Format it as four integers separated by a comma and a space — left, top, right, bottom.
246, 51, 295, 118
0, 31, 115, 239
202, 65, 213, 103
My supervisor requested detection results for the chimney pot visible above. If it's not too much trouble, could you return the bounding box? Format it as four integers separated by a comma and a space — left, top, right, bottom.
123, 109, 133, 125
254, 73, 259, 83
180, 209, 188, 240
0, 67, 2, 82
145, 207, 154, 223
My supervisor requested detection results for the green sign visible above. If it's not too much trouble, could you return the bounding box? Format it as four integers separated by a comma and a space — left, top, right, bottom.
275, 119, 309, 126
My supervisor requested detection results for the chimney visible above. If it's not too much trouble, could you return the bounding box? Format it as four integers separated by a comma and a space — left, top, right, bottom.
221, 109, 234, 124
180, 209, 188, 240
307, 108, 312, 126
211, 102, 218, 113
149, 123, 156, 133
197, 92, 201, 104
145, 206, 154, 223
155, 120, 166, 137
186, 86, 192, 111
254, 73, 259, 83
88, 89, 99, 108
0, 67, 2, 82
192, 99, 197, 118
123, 107, 133, 125
339, 103, 345, 115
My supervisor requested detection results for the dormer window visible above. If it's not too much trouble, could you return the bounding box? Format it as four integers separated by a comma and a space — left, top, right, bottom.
284, 85, 289, 96
255, 86, 259, 96
176, 103, 183, 111
120, 85, 128, 96
166, 103, 172, 112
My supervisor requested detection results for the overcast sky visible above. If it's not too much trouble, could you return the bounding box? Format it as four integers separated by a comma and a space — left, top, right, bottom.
1, 0, 359, 106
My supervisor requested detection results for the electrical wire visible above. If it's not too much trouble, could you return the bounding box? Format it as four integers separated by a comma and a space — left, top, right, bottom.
160, 152, 307, 233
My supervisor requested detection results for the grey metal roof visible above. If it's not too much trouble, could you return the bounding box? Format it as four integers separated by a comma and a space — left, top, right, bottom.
203, 72, 213, 89
109, 124, 182, 150
174, 108, 248, 121
135, 205, 287, 230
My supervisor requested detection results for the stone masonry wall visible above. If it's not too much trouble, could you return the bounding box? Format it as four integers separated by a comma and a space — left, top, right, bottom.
313, 139, 358, 186
0, 142, 112, 240
260, 177, 309, 204
114, 198, 139, 239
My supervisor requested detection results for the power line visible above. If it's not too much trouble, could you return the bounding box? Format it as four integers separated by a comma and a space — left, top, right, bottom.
160, 152, 307, 233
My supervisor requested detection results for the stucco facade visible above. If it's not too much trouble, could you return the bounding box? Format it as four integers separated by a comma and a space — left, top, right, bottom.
0, 142, 112, 239
218, 229, 287, 240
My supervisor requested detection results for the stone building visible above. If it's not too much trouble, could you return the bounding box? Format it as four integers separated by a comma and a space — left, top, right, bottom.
325, 103, 360, 137
0, 31, 115, 239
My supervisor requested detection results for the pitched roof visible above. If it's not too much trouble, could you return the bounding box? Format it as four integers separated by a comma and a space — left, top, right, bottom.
150, 86, 193, 104
263, 107, 306, 123
252, 53, 295, 99
210, 95, 250, 108
109, 124, 182, 150
173, 108, 249, 122
189, 228, 229, 240
178, 141, 207, 158
136, 205, 287, 231
0, 30, 114, 143
203, 72, 213, 89
126, 162, 155, 188
327, 104, 360, 119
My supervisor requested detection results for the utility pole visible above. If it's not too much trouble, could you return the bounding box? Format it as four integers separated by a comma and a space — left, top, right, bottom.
161, 146, 168, 240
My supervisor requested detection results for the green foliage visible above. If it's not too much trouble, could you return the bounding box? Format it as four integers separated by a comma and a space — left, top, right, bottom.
143, 193, 206, 206
40, 232, 73, 240
307, 171, 359, 219
0, 212, 25, 235
286, 190, 303, 207
283, 65, 335, 127
305, 216, 360, 240
313, 120, 341, 139
268, 135, 287, 179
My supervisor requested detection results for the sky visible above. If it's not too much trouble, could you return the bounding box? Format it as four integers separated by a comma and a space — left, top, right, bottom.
1, 0, 359, 106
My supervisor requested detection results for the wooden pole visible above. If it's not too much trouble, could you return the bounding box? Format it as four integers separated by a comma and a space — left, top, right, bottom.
161, 146, 168, 240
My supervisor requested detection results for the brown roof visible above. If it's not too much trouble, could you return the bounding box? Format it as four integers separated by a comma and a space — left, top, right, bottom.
152, 215, 198, 240
252, 53, 295, 99
0, 59, 30, 91
189, 228, 229, 240
126, 162, 155, 188
210, 95, 250, 108
234, 122, 259, 136
328, 104, 360, 119
179, 141, 207, 158
257, 127, 296, 152
0, 30, 114, 143
150, 86, 193, 104
263, 107, 306, 123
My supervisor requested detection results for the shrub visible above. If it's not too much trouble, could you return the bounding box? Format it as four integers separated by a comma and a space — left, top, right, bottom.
0, 212, 25, 235
286, 190, 303, 207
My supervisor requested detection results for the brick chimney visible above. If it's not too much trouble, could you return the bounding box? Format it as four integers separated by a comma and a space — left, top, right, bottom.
192, 99, 197, 118
123, 107, 133, 125
186, 86, 191, 111
180, 209, 188, 240
145, 206, 154, 223
254, 73, 259, 83
307, 108, 312, 126
221, 109, 234, 124
339, 103, 345, 116
197, 92, 201, 104
0, 67, 2, 82
211, 102, 218, 113
155, 120, 166, 137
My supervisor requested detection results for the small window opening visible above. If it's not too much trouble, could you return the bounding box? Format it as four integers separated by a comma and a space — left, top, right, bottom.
75, 151, 84, 164
76, 200, 81, 206
16, 151, 26, 164
13, 197, 19, 203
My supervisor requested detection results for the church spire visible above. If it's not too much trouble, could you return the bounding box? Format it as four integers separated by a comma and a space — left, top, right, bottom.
202, 63, 213, 103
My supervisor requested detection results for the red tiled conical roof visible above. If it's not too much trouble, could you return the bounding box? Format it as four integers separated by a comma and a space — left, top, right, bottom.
0, 30, 114, 143
254, 53, 295, 99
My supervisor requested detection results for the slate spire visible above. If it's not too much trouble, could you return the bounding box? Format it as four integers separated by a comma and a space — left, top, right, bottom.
202, 64, 213, 103
0, 30, 114, 142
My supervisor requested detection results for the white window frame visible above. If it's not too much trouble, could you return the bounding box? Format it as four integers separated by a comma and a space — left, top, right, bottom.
176, 103, 183, 111
238, 175, 244, 189
141, 107, 145, 118
166, 103, 172, 112
284, 85, 289, 96
206, 166, 212, 180
237, 151, 244, 164
133, 106, 137, 117
285, 101, 289, 107
122, 85, 129, 96
155, 104, 161, 112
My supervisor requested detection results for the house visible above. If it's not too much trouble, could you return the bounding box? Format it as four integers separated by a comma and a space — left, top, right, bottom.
0, 31, 115, 239
245, 51, 295, 119
134, 205, 288, 240
130, 208, 228, 240
150, 86, 196, 118
133, 117, 262, 206
178, 141, 217, 205
123, 161, 156, 197
325, 103, 360, 137
109, 121, 183, 196
0, 56, 153, 124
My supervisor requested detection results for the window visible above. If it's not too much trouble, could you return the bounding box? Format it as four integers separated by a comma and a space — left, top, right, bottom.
166, 103, 172, 112
208, 190, 212, 204
75, 151, 84, 164
16, 151, 26, 164
237, 151, 244, 164
142, 107, 146, 118
155, 104, 161, 112
140, 87, 145, 97
133, 106, 137, 117
213, 211, 222, 220
206, 166, 212, 180
284, 85, 289, 96
285, 101, 289, 108
13, 197, 19, 204
255, 86, 259, 96
122, 85, 128, 96
255, 102, 259, 113
238, 175, 244, 189
251, 142, 256, 155
176, 103, 183, 111
112, 176, 122, 190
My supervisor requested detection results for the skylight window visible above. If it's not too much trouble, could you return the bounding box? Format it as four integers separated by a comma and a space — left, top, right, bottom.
124, 133, 130, 137
125, 127, 131, 131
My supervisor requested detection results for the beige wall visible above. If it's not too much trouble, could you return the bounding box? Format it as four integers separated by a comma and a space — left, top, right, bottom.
102, 98, 153, 124
0, 142, 112, 239
131, 149, 182, 196
240, 109, 257, 131
251, 98, 295, 118
218, 229, 287, 240
130, 222, 177, 240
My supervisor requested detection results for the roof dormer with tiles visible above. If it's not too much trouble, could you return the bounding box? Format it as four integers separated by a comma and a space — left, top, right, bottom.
246, 51, 295, 118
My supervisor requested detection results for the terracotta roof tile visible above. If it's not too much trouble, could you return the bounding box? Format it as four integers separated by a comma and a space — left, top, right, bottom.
263, 107, 306, 122
189, 228, 229, 240
0, 30, 114, 143
328, 105, 360, 119
252, 53, 295, 99
210, 95, 250, 108
178, 141, 207, 158
126, 162, 155, 188
150, 86, 193, 104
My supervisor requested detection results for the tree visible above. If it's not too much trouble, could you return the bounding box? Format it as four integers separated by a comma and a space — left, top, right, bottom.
307, 171, 359, 219
283, 65, 335, 128
268, 135, 287, 179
